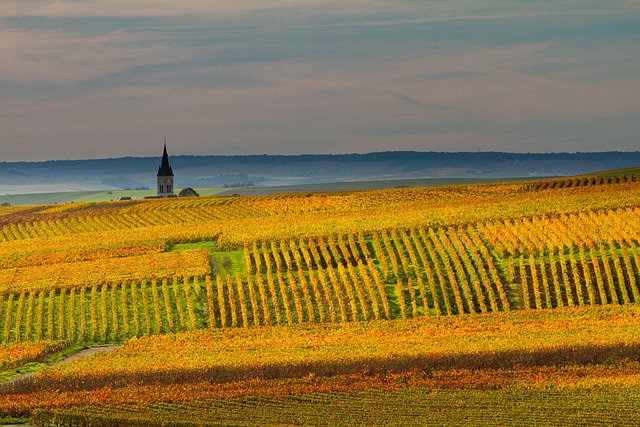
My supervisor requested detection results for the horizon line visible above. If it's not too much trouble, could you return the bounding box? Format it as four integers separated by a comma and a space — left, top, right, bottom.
3, 150, 640, 164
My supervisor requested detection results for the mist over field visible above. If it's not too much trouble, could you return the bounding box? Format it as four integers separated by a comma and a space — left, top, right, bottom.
1, 151, 640, 203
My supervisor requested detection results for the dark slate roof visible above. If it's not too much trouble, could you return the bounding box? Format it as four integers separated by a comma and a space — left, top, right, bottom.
157, 144, 174, 177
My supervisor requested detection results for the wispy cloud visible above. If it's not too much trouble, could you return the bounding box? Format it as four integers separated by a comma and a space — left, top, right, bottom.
0, 27, 194, 85
1, 1, 639, 161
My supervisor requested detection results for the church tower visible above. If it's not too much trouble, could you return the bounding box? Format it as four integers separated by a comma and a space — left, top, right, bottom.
157, 137, 174, 198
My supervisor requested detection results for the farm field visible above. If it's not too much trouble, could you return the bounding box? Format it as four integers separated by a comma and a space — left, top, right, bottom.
0, 177, 530, 206
0, 172, 640, 425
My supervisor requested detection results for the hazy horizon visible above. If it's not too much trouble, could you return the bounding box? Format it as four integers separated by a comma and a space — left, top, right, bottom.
2, 1, 639, 162
4, 149, 640, 165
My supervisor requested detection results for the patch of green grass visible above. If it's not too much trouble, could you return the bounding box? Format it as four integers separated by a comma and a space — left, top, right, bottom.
0, 190, 151, 206
0, 362, 48, 382
0, 416, 31, 425
169, 241, 246, 279
212, 250, 247, 279
169, 241, 217, 256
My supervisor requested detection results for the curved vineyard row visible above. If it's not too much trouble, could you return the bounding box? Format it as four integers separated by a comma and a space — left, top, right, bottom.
0, 249, 210, 294
3, 182, 639, 252
528, 172, 639, 191
0, 202, 267, 244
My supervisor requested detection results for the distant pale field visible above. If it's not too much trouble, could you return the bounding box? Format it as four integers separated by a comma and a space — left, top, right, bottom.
0, 183, 113, 195
0, 187, 229, 206
0, 177, 530, 206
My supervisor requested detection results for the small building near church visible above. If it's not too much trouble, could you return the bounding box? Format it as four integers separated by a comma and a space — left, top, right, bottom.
157, 141, 175, 198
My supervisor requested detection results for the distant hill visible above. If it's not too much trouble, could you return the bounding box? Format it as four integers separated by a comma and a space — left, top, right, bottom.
1, 151, 640, 197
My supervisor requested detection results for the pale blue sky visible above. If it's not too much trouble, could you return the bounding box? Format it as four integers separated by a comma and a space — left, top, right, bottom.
1, 1, 639, 161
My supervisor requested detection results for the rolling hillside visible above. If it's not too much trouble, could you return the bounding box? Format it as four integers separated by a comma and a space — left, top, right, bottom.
0, 173, 640, 425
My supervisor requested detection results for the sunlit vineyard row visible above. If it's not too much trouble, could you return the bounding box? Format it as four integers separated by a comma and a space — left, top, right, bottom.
481, 206, 640, 257
528, 171, 639, 191
0, 278, 208, 344
243, 227, 510, 320
2, 181, 640, 251
0, 341, 68, 372
0, 249, 210, 294
0, 239, 166, 270
511, 240, 640, 309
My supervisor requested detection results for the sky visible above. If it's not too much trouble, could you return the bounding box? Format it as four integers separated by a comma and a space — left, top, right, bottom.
1, 0, 640, 162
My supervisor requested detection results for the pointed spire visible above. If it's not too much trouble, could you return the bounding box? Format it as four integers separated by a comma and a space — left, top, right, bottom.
157, 137, 174, 177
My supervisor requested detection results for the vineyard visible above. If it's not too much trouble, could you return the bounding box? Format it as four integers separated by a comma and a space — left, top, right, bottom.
527, 170, 640, 191
31, 382, 640, 427
1, 176, 640, 425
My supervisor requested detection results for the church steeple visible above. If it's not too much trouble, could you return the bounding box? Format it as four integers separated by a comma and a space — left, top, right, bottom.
157, 137, 174, 177
157, 137, 174, 197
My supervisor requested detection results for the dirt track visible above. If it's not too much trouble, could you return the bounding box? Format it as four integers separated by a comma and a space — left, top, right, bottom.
2, 344, 121, 389
51, 344, 121, 366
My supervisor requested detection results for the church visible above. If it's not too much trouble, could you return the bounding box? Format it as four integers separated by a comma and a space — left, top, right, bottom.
157, 139, 174, 197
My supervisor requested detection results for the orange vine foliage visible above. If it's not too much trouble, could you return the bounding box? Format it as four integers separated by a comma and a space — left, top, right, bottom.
0, 340, 68, 371
4, 362, 640, 420
1, 179, 640, 423
10, 305, 640, 393
0, 249, 210, 293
